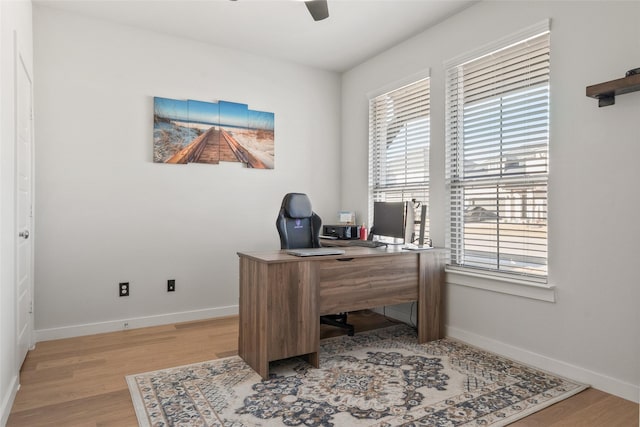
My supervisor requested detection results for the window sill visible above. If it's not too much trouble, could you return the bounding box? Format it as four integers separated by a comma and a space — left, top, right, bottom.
445, 267, 556, 302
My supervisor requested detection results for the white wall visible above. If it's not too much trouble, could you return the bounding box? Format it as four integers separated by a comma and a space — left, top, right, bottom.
342, 1, 640, 402
1, 1, 33, 424
33, 6, 341, 339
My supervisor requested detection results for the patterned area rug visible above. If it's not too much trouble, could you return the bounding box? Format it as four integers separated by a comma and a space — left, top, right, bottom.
126, 325, 587, 426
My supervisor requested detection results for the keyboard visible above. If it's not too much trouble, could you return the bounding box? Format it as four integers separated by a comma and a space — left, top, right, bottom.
347, 240, 387, 248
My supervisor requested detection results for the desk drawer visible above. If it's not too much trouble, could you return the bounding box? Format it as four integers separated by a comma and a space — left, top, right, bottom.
318, 255, 418, 314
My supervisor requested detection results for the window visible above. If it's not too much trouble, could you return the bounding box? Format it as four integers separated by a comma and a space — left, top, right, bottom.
369, 77, 430, 243
445, 22, 550, 281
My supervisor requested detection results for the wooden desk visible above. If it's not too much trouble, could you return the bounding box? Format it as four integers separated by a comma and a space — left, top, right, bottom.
237, 246, 446, 379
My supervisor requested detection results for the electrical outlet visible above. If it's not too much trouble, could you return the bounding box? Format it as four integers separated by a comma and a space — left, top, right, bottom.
123, 322, 129, 329
167, 279, 176, 292
119, 282, 130, 297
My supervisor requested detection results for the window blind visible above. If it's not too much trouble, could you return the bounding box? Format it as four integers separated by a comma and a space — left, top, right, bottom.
446, 29, 550, 279
369, 77, 430, 243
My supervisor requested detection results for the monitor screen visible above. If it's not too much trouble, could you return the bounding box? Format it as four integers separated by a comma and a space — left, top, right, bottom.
372, 201, 415, 242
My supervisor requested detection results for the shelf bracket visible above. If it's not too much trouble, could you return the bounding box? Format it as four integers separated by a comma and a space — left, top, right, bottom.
598, 95, 615, 108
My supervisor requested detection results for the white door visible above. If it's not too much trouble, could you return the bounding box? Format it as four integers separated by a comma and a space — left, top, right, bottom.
15, 41, 34, 367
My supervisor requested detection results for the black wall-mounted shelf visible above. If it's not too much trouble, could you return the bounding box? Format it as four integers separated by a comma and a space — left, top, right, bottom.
586, 73, 640, 107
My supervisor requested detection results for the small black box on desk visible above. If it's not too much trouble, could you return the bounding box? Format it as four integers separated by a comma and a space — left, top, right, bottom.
323, 225, 360, 240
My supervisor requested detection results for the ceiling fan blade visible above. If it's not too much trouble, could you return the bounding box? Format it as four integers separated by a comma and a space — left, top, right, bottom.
305, 0, 329, 21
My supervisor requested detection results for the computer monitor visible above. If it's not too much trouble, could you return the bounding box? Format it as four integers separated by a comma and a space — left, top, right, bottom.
370, 200, 415, 244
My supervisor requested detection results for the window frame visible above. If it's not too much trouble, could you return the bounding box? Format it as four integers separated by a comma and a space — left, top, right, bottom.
444, 20, 553, 295
368, 71, 431, 245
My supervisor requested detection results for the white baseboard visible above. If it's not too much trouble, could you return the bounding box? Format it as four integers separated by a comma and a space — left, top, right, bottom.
376, 306, 639, 403
0, 374, 19, 427
446, 325, 640, 404
32, 305, 640, 404
35, 305, 239, 342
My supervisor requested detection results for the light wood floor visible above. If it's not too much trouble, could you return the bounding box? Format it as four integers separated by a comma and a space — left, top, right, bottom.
8, 311, 639, 426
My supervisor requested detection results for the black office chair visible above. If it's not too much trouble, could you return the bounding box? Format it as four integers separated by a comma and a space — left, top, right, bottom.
276, 193, 354, 336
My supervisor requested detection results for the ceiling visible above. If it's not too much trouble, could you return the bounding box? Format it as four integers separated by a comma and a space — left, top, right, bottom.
35, 0, 477, 72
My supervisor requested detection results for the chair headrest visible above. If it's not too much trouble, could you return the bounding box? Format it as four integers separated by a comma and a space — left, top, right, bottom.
281, 193, 313, 219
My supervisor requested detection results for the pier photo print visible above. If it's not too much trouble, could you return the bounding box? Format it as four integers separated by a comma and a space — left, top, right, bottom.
153, 96, 275, 169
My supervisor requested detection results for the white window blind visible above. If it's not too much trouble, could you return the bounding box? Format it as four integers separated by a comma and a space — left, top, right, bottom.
445, 26, 550, 280
369, 77, 430, 243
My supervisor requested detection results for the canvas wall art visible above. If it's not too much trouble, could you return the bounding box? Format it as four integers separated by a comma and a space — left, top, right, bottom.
153, 97, 275, 169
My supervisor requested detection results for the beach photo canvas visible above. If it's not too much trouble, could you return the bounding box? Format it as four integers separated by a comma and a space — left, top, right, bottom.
153, 96, 274, 169
153, 97, 192, 163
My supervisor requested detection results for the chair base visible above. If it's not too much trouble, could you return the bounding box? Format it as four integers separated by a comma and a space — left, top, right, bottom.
320, 313, 354, 336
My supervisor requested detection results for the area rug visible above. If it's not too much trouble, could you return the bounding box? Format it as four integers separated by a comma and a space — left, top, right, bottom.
126, 324, 587, 426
